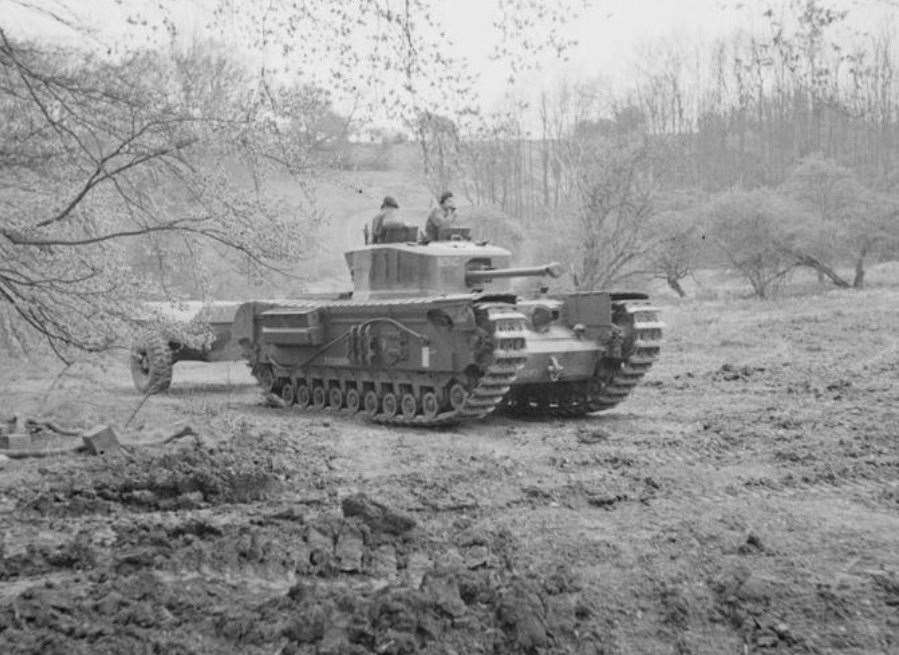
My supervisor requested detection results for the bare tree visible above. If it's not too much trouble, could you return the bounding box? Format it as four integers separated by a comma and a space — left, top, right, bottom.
416, 111, 462, 196
557, 113, 657, 290
706, 189, 805, 299
648, 209, 705, 297
781, 156, 899, 288
0, 34, 316, 357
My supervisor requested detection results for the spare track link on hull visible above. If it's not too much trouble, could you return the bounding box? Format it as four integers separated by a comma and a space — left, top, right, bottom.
504, 300, 663, 418
264, 305, 528, 427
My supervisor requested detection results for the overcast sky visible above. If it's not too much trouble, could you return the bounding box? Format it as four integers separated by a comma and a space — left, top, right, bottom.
2, 0, 895, 115
2, 0, 751, 73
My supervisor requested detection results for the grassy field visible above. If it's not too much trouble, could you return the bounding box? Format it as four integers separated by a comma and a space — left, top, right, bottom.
0, 266, 897, 653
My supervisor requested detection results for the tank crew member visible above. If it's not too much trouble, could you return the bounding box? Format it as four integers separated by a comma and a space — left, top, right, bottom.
424, 191, 456, 242
370, 195, 399, 244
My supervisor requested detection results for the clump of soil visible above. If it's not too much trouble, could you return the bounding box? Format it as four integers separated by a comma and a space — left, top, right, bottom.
0, 502, 600, 654
0, 435, 600, 655
0, 531, 96, 581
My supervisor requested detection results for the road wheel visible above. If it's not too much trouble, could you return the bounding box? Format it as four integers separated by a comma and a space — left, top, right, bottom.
381, 392, 398, 418
296, 384, 311, 408
130, 330, 173, 393
328, 387, 343, 410
364, 390, 380, 417
345, 388, 361, 413
421, 392, 439, 420
401, 393, 418, 420
280, 381, 296, 405
312, 386, 327, 409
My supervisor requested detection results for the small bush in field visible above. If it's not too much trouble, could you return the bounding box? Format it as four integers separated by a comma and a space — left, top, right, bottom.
706, 189, 808, 299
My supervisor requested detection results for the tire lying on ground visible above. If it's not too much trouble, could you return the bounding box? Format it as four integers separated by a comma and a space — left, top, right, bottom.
130, 330, 174, 393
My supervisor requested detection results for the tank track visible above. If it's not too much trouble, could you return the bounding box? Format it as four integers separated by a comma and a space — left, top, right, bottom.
260, 305, 528, 427
503, 301, 663, 417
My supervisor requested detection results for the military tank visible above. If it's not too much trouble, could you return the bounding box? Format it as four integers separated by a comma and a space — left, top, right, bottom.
226, 224, 663, 425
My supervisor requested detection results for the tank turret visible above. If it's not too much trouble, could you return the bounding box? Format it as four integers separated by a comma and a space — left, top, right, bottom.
345, 227, 560, 301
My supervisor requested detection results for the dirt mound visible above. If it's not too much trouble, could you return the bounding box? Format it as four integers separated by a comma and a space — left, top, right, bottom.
218, 519, 598, 655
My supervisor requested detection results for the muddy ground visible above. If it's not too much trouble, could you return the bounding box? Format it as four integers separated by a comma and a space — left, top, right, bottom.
1, 277, 898, 654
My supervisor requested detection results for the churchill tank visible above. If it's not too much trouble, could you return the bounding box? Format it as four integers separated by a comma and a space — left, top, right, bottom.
228, 224, 663, 425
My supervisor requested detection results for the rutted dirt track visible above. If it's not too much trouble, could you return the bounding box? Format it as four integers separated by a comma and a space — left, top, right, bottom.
1, 284, 898, 654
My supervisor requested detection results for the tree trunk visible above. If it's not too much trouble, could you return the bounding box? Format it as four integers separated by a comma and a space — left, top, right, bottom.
666, 276, 686, 297
792, 253, 850, 288
853, 247, 868, 289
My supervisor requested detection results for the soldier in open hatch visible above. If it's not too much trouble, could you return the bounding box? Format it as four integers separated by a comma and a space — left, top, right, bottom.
370, 195, 400, 244
424, 191, 456, 242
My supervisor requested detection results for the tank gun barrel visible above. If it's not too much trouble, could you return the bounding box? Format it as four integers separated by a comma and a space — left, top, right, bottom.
466, 262, 563, 285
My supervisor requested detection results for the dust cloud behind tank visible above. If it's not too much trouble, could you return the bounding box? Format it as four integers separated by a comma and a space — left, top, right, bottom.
130, 224, 662, 424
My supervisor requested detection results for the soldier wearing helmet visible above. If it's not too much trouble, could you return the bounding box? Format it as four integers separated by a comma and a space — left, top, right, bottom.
424, 191, 456, 242
370, 195, 399, 244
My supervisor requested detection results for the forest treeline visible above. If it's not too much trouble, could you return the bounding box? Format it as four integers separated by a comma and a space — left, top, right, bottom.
419, 2, 899, 298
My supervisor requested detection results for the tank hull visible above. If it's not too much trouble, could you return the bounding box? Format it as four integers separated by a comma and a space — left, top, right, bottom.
233, 291, 661, 423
